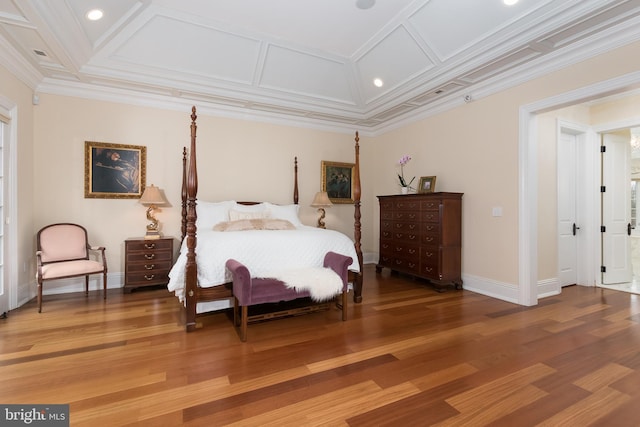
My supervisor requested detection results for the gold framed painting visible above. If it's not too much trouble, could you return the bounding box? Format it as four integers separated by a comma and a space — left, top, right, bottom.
418, 176, 437, 193
321, 160, 355, 204
84, 141, 146, 199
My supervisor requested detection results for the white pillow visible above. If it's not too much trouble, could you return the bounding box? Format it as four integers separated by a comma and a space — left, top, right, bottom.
265, 203, 303, 227
229, 209, 270, 221
233, 202, 267, 212
196, 200, 235, 229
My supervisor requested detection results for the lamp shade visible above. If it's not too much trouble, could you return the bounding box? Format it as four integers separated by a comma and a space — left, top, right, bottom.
310, 191, 333, 208
139, 185, 168, 206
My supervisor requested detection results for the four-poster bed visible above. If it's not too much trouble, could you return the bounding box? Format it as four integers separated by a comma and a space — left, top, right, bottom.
172, 106, 363, 331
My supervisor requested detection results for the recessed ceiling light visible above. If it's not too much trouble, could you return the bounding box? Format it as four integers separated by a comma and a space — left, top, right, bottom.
373, 78, 384, 88
86, 9, 103, 21
503, 0, 519, 5
356, 0, 376, 10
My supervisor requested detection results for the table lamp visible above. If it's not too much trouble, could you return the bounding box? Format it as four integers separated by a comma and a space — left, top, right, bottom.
139, 184, 169, 239
310, 191, 333, 229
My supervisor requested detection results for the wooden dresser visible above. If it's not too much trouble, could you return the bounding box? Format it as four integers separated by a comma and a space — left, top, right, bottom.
124, 237, 174, 292
376, 192, 463, 290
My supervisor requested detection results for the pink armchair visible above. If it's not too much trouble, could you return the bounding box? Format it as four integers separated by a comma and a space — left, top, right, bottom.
36, 223, 108, 312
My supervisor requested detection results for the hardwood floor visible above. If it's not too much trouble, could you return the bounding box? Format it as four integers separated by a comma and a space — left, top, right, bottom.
2, 265, 640, 426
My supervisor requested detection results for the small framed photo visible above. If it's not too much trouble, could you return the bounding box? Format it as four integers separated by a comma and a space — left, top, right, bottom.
321, 160, 355, 204
418, 176, 437, 193
84, 141, 146, 199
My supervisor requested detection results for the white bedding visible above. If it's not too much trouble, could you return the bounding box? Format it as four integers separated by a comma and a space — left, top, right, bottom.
167, 225, 360, 305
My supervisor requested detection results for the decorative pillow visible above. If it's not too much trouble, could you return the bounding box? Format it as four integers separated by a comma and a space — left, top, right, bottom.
196, 200, 235, 229
228, 209, 271, 221
213, 218, 296, 231
264, 203, 303, 227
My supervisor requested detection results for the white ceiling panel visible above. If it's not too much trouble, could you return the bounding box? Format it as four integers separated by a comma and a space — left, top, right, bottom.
260, 46, 353, 104
111, 15, 262, 84
409, 0, 546, 60
68, 0, 141, 47
357, 26, 435, 104
1, 0, 640, 132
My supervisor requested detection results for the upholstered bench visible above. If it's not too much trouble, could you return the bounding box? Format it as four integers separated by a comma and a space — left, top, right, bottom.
225, 251, 353, 341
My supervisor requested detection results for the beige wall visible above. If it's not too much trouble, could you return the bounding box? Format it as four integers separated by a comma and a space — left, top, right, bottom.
0, 65, 35, 304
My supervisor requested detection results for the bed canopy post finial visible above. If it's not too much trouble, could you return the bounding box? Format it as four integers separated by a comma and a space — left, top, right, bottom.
353, 131, 363, 303
294, 156, 299, 204
185, 106, 199, 331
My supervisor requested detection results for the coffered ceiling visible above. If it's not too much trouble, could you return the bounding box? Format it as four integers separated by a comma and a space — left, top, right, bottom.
1, 0, 640, 132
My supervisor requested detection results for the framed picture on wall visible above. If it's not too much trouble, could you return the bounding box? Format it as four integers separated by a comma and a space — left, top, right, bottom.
418, 176, 437, 193
84, 141, 147, 199
321, 160, 355, 204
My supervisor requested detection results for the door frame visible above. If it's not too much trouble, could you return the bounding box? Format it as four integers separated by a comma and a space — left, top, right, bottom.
519, 70, 640, 306
0, 97, 18, 312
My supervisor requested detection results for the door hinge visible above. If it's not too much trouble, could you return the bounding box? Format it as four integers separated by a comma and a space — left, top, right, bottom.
601, 186, 606, 192
601, 266, 606, 273
601, 225, 606, 232
601, 145, 606, 153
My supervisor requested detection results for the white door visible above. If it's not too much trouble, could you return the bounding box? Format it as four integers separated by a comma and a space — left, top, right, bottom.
602, 132, 632, 284
558, 131, 578, 286
0, 118, 7, 316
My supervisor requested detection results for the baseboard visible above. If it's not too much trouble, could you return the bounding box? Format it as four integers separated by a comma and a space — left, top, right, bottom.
18, 272, 124, 306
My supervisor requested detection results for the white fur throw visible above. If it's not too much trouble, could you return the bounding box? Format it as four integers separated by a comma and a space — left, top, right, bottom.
262, 267, 343, 301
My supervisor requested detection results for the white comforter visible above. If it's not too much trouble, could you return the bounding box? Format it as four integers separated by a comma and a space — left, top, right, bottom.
167, 225, 360, 302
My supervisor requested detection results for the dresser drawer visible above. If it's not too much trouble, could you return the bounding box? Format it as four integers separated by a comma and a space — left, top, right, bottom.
126, 239, 172, 252
422, 210, 440, 223
394, 211, 419, 221
392, 221, 419, 232
126, 250, 172, 263
394, 199, 420, 211
126, 259, 173, 273
126, 270, 170, 286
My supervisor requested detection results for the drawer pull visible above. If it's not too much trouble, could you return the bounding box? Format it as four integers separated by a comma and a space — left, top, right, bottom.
144, 243, 156, 249
144, 264, 155, 270
426, 225, 435, 231
408, 249, 416, 254
425, 237, 434, 242
408, 262, 416, 268
425, 267, 433, 273
144, 274, 155, 280
409, 224, 416, 229
396, 247, 403, 252
409, 235, 416, 240
426, 214, 435, 220
426, 252, 434, 257
145, 254, 155, 260
396, 233, 403, 239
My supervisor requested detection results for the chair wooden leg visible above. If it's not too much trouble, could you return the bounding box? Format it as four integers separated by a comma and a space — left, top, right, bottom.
37, 281, 43, 313
233, 297, 239, 326
103, 272, 107, 299
241, 305, 248, 342
342, 290, 348, 321
85, 276, 89, 296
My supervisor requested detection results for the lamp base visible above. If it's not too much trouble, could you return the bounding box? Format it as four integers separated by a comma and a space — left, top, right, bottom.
144, 230, 161, 240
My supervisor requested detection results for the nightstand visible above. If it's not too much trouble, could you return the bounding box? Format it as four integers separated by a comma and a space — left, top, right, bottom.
124, 237, 174, 292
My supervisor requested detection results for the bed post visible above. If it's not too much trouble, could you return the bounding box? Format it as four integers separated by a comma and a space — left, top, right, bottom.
181, 147, 188, 241
293, 156, 299, 204
185, 106, 199, 331
353, 131, 363, 303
